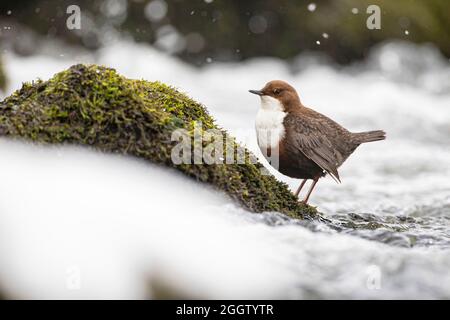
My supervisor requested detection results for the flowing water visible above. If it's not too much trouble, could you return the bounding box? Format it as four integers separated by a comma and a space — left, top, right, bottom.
0, 40, 449, 299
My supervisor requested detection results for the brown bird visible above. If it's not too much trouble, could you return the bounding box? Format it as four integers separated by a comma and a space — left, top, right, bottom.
249, 80, 385, 204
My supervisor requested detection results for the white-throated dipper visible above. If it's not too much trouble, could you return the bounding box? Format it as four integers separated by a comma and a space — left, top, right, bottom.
249, 80, 386, 204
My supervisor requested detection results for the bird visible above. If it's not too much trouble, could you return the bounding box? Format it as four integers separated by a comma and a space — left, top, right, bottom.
249, 80, 386, 204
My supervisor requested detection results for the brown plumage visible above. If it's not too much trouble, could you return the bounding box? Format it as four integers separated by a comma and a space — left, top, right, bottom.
250, 80, 386, 204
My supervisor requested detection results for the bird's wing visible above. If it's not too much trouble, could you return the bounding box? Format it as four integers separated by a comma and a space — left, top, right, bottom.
284, 113, 343, 183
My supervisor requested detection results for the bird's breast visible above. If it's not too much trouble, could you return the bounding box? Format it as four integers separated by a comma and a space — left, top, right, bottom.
255, 109, 287, 149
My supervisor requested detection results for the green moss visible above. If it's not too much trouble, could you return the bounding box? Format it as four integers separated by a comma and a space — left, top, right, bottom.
0, 64, 318, 219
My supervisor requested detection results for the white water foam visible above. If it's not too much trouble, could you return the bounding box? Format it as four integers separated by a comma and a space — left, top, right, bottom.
0, 40, 449, 298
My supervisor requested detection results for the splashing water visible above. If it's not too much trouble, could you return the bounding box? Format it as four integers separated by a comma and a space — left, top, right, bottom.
0, 40, 449, 299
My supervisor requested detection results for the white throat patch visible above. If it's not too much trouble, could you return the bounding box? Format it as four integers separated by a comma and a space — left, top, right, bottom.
255, 96, 287, 149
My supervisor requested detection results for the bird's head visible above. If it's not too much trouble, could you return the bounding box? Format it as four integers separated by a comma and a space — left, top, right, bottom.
249, 80, 301, 111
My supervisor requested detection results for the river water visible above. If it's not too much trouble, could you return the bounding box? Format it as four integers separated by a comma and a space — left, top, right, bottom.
0, 40, 449, 299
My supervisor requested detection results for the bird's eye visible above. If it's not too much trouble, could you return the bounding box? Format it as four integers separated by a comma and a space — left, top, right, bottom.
273, 89, 281, 95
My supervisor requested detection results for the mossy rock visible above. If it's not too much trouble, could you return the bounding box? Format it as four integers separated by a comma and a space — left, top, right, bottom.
0, 64, 318, 219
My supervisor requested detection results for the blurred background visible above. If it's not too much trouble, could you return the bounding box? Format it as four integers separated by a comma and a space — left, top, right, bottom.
0, 0, 449, 299
1, 0, 449, 66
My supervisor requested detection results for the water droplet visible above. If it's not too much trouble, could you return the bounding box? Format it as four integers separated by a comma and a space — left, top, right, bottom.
248, 15, 268, 34
144, 0, 168, 22
185, 32, 205, 53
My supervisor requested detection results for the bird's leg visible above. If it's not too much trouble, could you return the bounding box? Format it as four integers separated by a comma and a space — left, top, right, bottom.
294, 179, 307, 198
302, 177, 319, 204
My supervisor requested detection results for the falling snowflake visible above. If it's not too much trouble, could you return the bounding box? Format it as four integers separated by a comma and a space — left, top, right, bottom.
206, 57, 213, 63
351, 8, 358, 14
322, 33, 329, 39
404, 30, 409, 35
316, 40, 320, 45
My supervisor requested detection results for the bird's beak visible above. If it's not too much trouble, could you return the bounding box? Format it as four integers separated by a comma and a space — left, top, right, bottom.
249, 89, 264, 96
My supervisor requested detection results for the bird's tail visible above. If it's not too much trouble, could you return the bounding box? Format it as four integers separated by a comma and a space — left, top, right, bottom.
353, 130, 386, 144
